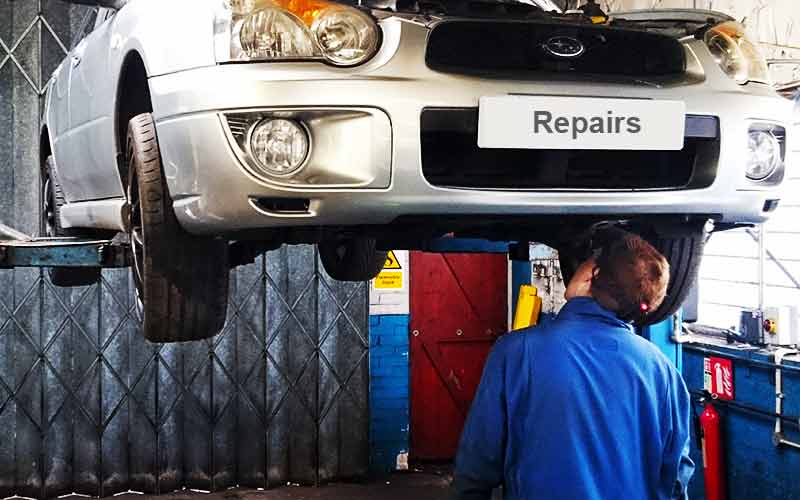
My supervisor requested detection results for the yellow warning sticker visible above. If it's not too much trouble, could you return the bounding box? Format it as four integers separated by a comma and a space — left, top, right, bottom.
383, 251, 402, 270
374, 271, 403, 289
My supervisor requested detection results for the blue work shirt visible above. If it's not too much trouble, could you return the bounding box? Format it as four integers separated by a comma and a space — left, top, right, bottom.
453, 297, 695, 500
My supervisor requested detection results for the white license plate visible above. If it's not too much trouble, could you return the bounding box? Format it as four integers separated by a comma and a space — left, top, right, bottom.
477, 96, 686, 151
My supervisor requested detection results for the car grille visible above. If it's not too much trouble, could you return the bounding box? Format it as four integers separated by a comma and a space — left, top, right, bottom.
226, 115, 250, 142
420, 108, 719, 191
425, 20, 686, 79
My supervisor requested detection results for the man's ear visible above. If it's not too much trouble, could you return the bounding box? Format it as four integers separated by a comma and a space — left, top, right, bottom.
583, 266, 598, 293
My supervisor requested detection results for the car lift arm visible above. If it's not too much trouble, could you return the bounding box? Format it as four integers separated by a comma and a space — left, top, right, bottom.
0, 222, 130, 269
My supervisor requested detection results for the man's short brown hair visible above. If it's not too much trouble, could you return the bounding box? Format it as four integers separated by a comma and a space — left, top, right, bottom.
590, 231, 670, 322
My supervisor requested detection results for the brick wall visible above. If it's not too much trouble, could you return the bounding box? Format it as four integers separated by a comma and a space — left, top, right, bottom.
369, 315, 411, 472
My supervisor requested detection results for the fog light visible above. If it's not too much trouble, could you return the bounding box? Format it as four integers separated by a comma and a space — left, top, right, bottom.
746, 129, 781, 181
249, 119, 309, 176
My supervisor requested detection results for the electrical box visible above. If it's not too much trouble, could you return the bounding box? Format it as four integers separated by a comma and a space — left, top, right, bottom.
739, 309, 765, 345
763, 306, 799, 347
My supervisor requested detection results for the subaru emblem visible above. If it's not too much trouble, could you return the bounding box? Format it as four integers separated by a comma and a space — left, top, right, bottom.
543, 36, 585, 58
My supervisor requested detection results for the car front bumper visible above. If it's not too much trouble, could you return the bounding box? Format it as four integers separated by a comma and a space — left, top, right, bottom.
148, 19, 793, 236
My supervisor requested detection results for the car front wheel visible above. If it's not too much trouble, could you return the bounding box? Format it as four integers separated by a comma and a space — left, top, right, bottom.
127, 113, 230, 342
558, 223, 706, 326
319, 238, 387, 282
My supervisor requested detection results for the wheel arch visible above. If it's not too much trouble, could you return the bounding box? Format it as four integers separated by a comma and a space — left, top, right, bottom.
115, 50, 153, 191
40, 124, 52, 172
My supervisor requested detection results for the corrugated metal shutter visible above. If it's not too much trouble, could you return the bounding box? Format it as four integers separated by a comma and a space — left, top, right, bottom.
0, 3, 368, 498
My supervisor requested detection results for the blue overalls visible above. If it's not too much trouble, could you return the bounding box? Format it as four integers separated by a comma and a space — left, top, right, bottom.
453, 297, 694, 500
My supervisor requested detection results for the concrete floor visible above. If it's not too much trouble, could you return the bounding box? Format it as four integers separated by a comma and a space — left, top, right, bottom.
67, 467, 455, 500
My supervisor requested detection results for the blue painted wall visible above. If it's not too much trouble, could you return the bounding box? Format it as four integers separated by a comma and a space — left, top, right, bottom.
682, 344, 800, 500
369, 314, 410, 472
641, 312, 682, 371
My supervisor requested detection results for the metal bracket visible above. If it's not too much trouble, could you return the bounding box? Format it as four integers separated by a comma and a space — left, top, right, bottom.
0, 222, 130, 270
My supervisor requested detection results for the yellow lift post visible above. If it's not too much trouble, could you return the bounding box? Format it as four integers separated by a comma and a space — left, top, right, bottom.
513, 285, 542, 330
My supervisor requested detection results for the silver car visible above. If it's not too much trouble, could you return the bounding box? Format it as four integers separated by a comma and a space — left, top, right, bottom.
41, 0, 792, 341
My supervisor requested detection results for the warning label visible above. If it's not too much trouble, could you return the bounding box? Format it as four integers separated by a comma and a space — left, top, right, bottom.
370, 250, 409, 315
374, 251, 404, 289
374, 272, 403, 289
384, 251, 402, 270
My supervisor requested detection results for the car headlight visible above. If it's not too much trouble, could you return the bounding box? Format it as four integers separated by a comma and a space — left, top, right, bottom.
746, 125, 785, 181
312, 6, 380, 66
249, 118, 310, 176
704, 21, 770, 85
214, 0, 381, 66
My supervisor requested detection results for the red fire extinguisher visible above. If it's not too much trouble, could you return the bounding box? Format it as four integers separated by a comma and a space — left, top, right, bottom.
699, 402, 726, 500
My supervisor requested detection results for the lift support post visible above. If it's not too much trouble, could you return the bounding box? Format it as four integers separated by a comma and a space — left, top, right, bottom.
0, 223, 130, 269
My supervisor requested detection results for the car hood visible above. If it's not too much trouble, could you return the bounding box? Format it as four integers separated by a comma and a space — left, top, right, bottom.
606, 9, 735, 38
374, 3, 734, 40
611, 9, 734, 25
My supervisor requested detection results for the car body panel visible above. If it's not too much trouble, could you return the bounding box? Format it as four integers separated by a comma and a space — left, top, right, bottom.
43, 0, 218, 205
63, 13, 119, 200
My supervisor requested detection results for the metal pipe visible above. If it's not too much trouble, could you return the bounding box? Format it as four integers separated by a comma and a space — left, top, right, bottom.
758, 224, 766, 310
745, 228, 800, 290
777, 438, 800, 450
684, 345, 800, 375
690, 390, 800, 429
774, 349, 800, 450
0, 222, 31, 241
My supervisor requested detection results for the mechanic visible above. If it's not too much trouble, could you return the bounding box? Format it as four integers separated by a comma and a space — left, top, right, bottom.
579, 0, 607, 18
452, 229, 695, 500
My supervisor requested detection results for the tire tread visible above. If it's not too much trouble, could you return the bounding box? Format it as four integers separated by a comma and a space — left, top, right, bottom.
127, 113, 229, 342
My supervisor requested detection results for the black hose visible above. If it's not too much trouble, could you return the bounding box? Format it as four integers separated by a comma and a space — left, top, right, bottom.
691, 390, 800, 429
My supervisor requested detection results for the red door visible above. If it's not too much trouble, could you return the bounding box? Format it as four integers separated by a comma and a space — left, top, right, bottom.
410, 252, 508, 460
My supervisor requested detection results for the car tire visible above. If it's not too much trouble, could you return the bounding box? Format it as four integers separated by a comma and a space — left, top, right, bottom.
42, 156, 102, 287
643, 230, 705, 326
127, 113, 230, 343
319, 238, 387, 282
558, 225, 705, 327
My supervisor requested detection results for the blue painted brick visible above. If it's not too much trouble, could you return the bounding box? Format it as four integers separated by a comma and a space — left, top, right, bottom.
373, 404, 408, 414
370, 345, 396, 356
376, 334, 407, 347
372, 385, 408, 395
371, 428, 406, 440
372, 398, 408, 410
371, 432, 408, 444
372, 408, 408, 425
372, 442, 408, 452
371, 376, 407, 386
374, 388, 409, 400
370, 313, 411, 472
371, 364, 407, 377
393, 325, 409, 335
383, 356, 409, 368
372, 380, 408, 390
371, 414, 409, 426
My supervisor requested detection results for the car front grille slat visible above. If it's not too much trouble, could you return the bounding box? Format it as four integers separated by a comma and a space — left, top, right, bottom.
226, 116, 250, 142
425, 20, 687, 79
